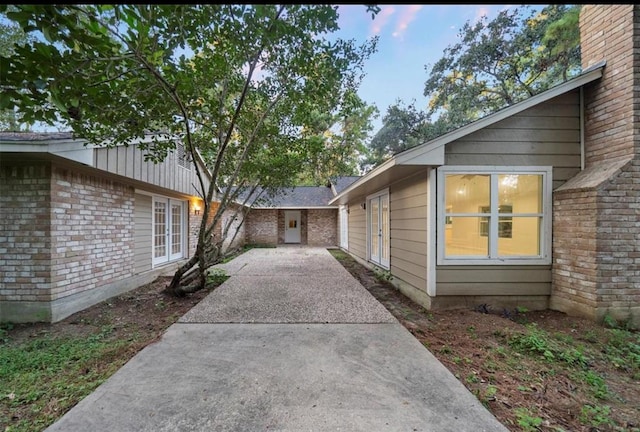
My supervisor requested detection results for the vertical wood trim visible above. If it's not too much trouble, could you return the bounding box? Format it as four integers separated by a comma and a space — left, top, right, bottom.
427, 167, 437, 296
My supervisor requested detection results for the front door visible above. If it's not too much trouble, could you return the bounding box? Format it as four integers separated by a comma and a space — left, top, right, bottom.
284, 210, 301, 243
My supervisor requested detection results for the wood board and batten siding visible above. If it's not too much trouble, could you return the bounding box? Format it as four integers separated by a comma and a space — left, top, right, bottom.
389, 172, 429, 294
437, 90, 581, 297
94, 143, 207, 196
346, 194, 367, 261
134, 193, 153, 273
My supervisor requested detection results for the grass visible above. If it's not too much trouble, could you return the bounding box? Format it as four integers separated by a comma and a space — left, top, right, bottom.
1, 326, 132, 431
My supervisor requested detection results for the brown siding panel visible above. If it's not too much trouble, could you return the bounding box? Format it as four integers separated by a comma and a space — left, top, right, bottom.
437, 265, 552, 296
390, 172, 428, 294
134, 193, 152, 274
347, 196, 367, 260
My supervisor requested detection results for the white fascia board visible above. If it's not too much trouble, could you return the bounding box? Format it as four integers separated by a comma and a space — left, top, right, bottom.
395, 143, 445, 166
328, 157, 398, 205
0, 139, 96, 166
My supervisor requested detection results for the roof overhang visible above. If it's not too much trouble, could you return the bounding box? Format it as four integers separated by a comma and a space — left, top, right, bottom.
329, 61, 605, 206
328, 144, 444, 205
0, 138, 96, 166
0, 132, 214, 183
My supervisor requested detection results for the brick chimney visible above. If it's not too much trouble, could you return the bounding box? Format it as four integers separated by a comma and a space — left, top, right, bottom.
551, 5, 640, 327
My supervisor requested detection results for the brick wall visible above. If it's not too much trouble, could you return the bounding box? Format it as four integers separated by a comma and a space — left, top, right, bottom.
307, 209, 337, 246
246, 209, 278, 245
552, 189, 599, 317
551, 5, 640, 326
581, 5, 638, 166
596, 160, 640, 314
49, 165, 135, 301
220, 204, 246, 252
0, 162, 52, 303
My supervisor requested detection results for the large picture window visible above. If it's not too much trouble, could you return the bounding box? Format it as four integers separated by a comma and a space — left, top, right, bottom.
437, 167, 551, 265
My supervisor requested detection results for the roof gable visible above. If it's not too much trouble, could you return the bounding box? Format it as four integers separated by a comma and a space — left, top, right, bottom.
329, 62, 605, 205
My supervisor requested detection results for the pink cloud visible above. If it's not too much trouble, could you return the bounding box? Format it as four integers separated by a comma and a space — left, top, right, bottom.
392, 5, 423, 39
370, 6, 395, 36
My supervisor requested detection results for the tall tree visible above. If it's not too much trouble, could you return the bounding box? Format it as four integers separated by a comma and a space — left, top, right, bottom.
359, 101, 433, 171
299, 91, 377, 184
0, 4, 378, 294
363, 5, 582, 172
423, 4, 581, 130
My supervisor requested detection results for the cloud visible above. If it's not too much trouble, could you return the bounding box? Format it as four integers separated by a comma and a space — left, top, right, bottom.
392, 5, 423, 39
474, 6, 491, 22
370, 6, 395, 36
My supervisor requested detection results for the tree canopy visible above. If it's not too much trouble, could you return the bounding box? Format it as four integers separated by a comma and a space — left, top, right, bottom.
363, 4, 581, 171
0, 11, 33, 131
0, 4, 379, 293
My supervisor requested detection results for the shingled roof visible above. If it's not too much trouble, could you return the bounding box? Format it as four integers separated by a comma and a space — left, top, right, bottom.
332, 176, 360, 194
241, 176, 361, 208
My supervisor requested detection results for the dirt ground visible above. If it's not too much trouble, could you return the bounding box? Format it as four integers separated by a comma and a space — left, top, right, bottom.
3, 277, 210, 351
331, 250, 640, 432
3, 250, 639, 432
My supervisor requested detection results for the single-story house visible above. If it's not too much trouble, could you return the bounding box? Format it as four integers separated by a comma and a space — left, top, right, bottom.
0, 132, 234, 323
244, 176, 359, 247
330, 4, 640, 326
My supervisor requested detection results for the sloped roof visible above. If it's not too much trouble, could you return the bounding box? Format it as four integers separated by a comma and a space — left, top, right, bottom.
253, 185, 336, 208
332, 176, 361, 194
329, 61, 607, 206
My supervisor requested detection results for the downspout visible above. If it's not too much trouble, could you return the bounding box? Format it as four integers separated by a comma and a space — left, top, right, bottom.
580, 87, 585, 170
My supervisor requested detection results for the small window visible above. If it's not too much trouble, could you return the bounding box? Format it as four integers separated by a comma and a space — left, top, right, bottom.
438, 167, 551, 265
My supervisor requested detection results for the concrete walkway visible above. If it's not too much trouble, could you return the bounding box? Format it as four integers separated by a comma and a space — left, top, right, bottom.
46, 247, 509, 432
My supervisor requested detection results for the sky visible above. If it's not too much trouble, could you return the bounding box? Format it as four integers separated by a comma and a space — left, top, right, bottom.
333, 4, 540, 134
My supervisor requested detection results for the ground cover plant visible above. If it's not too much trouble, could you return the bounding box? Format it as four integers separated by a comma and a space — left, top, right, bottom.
329, 249, 640, 432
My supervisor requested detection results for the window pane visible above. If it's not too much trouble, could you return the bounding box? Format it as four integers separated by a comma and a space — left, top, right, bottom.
370, 199, 379, 260
445, 174, 490, 213
381, 195, 389, 262
498, 174, 542, 213
154, 201, 166, 258
171, 204, 182, 255
497, 217, 541, 256
444, 216, 488, 257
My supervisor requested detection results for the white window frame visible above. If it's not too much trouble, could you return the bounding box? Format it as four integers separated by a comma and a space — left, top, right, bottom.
436, 166, 552, 265
367, 188, 390, 269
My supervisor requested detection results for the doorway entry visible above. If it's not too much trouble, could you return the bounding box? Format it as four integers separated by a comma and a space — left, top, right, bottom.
368, 191, 389, 268
284, 210, 301, 243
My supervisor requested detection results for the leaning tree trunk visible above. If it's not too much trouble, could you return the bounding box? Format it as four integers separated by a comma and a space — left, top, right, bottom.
165, 238, 223, 296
